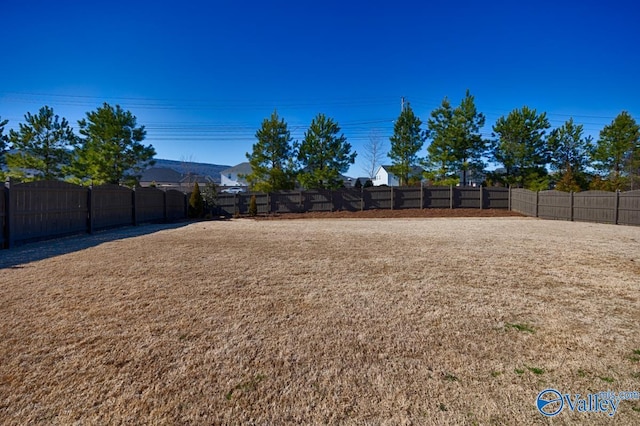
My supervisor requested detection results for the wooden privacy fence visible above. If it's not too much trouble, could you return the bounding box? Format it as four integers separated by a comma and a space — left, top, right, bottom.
215, 186, 510, 215
510, 188, 640, 226
2, 181, 188, 248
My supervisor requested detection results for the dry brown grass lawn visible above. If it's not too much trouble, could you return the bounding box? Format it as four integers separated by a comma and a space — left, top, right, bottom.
1, 217, 639, 424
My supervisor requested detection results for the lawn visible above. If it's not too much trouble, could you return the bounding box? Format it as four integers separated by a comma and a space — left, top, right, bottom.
1, 217, 639, 424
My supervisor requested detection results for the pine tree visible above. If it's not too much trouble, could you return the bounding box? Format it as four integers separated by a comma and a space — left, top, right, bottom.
6, 106, 75, 181
389, 103, 425, 186
591, 111, 640, 191
70, 103, 155, 186
490, 106, 551, 188
547, 118, 592, 191
297, 113, 356, 189
245, 110, 296, 192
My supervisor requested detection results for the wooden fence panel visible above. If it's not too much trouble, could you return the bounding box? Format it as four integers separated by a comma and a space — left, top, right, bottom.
216, 194, 237, 215
305, 190, 333, 212
510, 188, 537, 216
618, 190, 640, 226
538, 190, 571, 220
91, 184, 133, 230
135, 187, 165, 223
10, 180, 88, 244
484, 187, 509, 209
573, 191, 616, 224
271, 191, 304, 213
456, 187, 480, 208
364, 187, 392, 209
394, 187, 422, 209
247, 193, 269, 214
337, 188, 362, 211
424, 187, 451, 208
166, 189, 186, 220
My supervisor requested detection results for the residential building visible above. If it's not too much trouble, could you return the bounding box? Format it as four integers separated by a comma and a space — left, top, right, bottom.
372, 165, 425, 186
220, 162, 252, 188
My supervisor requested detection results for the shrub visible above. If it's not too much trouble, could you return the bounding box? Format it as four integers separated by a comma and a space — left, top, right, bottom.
189, 182, 204, 218
248, 194, 258, 217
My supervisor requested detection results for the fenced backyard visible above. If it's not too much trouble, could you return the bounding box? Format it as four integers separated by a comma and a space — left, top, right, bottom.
2, 218, 639, 423
2, 182, 640, 248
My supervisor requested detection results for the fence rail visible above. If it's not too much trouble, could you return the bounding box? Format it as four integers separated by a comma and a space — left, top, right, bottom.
511, 188, 640, 226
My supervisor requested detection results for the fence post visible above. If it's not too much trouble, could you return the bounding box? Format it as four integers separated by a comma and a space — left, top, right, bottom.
4, 183, 12, 249
163, 190, 168, 222
535, 191, 539, 218
87, 186, 94, 234
449, 185, 454, 209
508, 186, 512, 211
360, 187, 364, 211
479, 185, 483, 210
614, 190, 620, 225
420, 183, 424, 209
390, 186, 394, 210
569, 191, 574, 222
132, 188, 137, 226
330, 190, 334, 212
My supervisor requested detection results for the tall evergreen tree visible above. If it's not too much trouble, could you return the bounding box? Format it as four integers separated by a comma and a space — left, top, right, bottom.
70, 103, 155, 186
490, 106, 551, 188
547, 118, 592, 191
388, 103, 426, 185
6, 106, 75, 181
245, 110, 296, 192
591, 111, 640, 191
297, 113, 356, 189
426, 90, 486, 185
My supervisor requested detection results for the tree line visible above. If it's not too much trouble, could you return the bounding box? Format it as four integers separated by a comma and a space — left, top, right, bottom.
246, 92, 640, 192
0, 104, 155, 186
2, 93, 639, 192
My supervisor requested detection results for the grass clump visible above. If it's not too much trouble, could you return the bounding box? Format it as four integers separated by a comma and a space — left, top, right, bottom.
225, 374, 266, 400
505, 322, 535, 334
525, 365, 545, 375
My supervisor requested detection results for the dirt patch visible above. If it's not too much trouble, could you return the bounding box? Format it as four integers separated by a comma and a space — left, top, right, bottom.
1, 218, 639, 424
256, 208, 523, 220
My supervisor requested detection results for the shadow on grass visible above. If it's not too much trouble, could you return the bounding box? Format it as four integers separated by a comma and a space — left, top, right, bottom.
0, 222, 192, 269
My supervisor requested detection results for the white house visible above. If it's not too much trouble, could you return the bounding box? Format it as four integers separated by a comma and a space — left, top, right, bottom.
372, 165, 425, 186
220, 162, 252, 187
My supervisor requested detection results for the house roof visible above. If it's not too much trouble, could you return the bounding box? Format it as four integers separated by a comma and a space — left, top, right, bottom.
140, 167, 183, 183
221, 162, 252, 175
377, 165, 425, 175
180, 173, 215, 184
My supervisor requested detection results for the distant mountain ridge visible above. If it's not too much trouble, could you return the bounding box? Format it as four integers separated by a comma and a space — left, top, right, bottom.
151, 159, 231, 183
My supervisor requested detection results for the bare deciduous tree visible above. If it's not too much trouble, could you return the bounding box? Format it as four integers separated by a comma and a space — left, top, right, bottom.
362, 129, 386, 179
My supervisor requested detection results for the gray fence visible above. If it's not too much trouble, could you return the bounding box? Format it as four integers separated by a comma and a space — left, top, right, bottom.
2, 181, 188, 248
511, 188, 640, 226
215, 186, 510, 216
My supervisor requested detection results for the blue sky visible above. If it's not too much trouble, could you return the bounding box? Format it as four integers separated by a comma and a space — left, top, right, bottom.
1, 0, 639, 176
